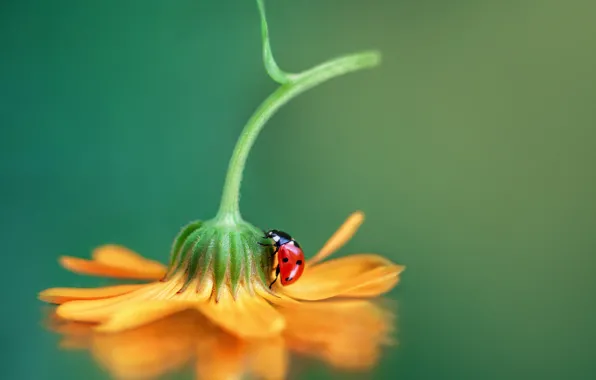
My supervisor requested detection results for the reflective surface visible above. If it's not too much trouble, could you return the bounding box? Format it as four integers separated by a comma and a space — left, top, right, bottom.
2, 0, 596, 379
44, 300, 395, 379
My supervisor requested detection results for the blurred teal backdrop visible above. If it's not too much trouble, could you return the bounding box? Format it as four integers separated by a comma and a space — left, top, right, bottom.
1, 0, 595, 379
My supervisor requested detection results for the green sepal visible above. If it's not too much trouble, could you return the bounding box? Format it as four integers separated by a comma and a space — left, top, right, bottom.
177, 233, 208, 293
165, 220, 203, 279
240, 235, 255, 294
213, 231, 231, 300
167, 227, 206, 280
229, 232, 244, 296
163, 218, 274, 298
197, 239, 216, 286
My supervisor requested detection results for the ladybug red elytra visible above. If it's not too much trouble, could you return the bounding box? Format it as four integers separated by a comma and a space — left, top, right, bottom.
259, 229, 305, 288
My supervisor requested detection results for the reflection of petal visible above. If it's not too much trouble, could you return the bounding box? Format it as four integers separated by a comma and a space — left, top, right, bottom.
45, 315, 93, 350
307, 211, 365, 266
194, 334, 288, 380
195, 331, 245, 380
281, 300, 395, 371
59, 337, 90, 350
283, 254, 404, 300
45, 300, 397, 380
247, 337, 287, 380
91, 311, 197, 380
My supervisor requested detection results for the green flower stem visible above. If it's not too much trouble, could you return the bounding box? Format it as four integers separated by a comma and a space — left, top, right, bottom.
256, 0, 294, 84
215, 50, 381, 223
214, 0, 381, 224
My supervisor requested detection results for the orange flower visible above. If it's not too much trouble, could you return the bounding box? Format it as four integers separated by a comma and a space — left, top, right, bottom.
45, 298, 396, 380
39, 211, 404, 338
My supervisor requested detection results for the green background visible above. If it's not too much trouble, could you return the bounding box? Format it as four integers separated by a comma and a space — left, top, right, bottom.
1, 0, 595, 379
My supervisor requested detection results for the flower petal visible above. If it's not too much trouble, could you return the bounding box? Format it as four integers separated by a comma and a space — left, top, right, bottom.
282, 254, 404, 301
307, 211, 365, 266
91, 245, 167, 280
339, 267, 403, 298
60, 255, 166, 280
196, 286, 285, 339
38, 284, 144, 304
56, 280, 179, 323
94, 301, 192, 333
255, 285, 301, 307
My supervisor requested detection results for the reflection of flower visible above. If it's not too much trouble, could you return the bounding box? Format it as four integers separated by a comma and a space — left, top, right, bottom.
46, 299, 396, 380
39, 212, 404, 339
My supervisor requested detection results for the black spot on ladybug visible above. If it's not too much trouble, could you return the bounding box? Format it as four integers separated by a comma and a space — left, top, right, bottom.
282, 257, 289, 263
285, 277, 292, 282
296, 260, 302, 265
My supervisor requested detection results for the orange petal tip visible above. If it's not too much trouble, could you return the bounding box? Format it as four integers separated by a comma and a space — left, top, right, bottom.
38, 289, 58, 303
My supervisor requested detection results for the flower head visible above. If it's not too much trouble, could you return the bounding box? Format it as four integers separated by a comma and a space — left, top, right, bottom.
40, 211, 404, 338
39, 3, 405, 378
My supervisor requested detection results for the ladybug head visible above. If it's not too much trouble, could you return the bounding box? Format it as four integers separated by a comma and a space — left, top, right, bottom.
263, 229, 292, 243
263, 229, 278, 238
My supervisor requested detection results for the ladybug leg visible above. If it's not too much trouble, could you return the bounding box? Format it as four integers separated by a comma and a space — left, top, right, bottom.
257, 241, 279, 255
269, 265, 280, 289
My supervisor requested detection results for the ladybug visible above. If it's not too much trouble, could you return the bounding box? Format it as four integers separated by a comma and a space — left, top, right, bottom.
259, 229, 305, 288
